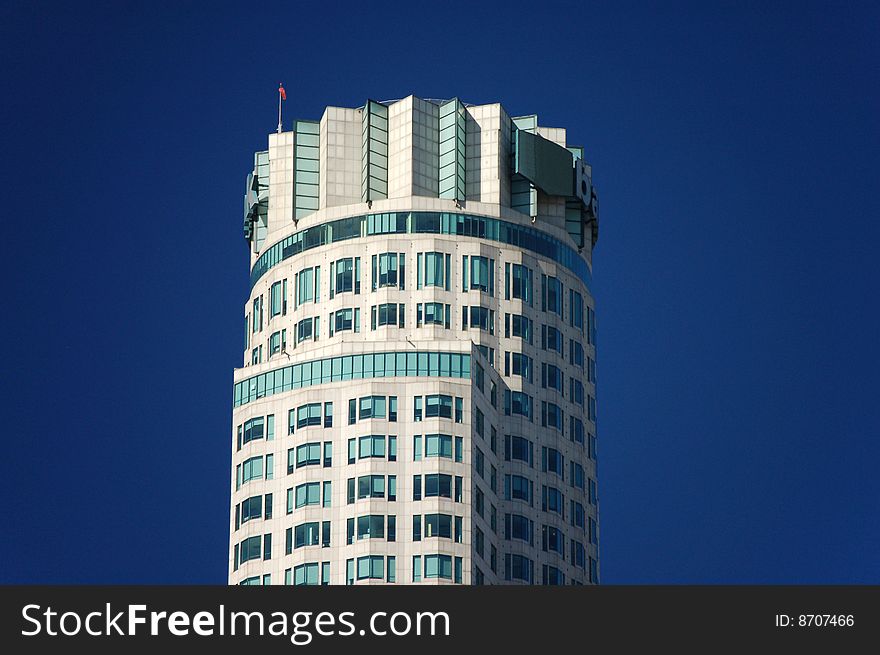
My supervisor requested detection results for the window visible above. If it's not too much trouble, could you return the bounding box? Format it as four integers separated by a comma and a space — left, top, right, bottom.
572, 540, 586, 569
417, 302, 450, 329
426, 473, 452, 498
371, 303, 404, 329
292, 562, 330, 586
424, 554, 453, 580
505, 263, 533, 304
296, 317, 319, 343
417, 251, 450, 290
358, 435, 386, 459
353, 515, 388, 541
463, 306, 494, 333
570, 417, 585, 445
570, 289, 584, 331
543, 485, 564, 516
270, 281, 283, 317
237, 416, 266, 450
505, 352, 532, 382
252, 296, 263, 334
234, 350, 473, 409
505, 554, 532, 583
504, 513, 533, 544
238, 454, 273, 488
423, 433, 453, 459
505, 313, 532, 343
295, 266, 320, 307
329, 307, 360, 335
541, 363, 564, 394
542, 401, 564, 433
423, 513, 453, 539
571, 462, 586, 491
330, 257, 360, 297
355, 474, 391, 500
356, 555, 387, 581
589, 517, 598, 545
463, 255, 494, 294
570, 340, 585, 369
542, 324, 563, 354
571, 501, 586, 531
294, 482, 321, 508
543, 447, 564, 479
589, 478, 598, 506
293, 521, 322, 549
372, 252, 405, 289
294, 442, 321, 468
541, 275, 562, 316
238, 495, 263, 527
504, 435, 533, 465
324, 403, 333, 428
268, 330, 286, 355
542, 565, 565, 586
474, 362, 484, 393
296, 403, 322, 428
237, 535, 266, 565
504, 390, 533, 420
570, 379, 585, 407
505, 474, 533, 504
425, 394, 453, 419
358, 395, 386, 420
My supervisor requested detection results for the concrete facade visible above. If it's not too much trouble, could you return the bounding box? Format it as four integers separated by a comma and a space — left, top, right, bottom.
233, 96, 600, 585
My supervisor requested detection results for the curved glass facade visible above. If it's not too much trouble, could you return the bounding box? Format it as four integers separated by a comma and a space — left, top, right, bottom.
250, 211, 592, 292
234, 350, 472, 408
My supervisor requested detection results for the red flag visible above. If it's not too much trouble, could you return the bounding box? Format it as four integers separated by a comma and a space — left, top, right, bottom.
279, 85, 287, 101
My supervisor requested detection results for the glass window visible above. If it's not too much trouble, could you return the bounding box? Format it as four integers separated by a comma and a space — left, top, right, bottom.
296, 403, 322, 428
296, 266, 320, 306
424, 433, 453, 459
294, 482, 321, 508
420, 251, 449, 289
425, 473, 452, 498
270, 281, 283, 317
505, 435, 533, 465
463, 306, 494, 333
542, 275, 562, 315
295, 442, 322, 468
505, 513, 532, 544
507, 263, 533, 304
423, 513, 453, 539
570, 289, 584, 331
331, 257, 359, 296
373, 252, 405, 289
425, 394, 453, 419
542, 401, 564, 432
356, 515, 385, 540
505, 474, 532, 504
468, 256, 494, 294
358, 435, 386, 459
358, 395, 386, 420
504, 390, 533, 420
424, 554, 453, 579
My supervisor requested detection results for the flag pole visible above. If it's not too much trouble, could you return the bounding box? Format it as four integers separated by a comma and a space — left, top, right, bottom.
277, 83, 283, 133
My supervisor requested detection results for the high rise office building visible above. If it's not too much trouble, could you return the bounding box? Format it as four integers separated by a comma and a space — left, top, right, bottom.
232, 96, 599, 586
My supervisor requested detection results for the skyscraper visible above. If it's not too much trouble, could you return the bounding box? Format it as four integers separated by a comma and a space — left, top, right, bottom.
232, 96, 599, 586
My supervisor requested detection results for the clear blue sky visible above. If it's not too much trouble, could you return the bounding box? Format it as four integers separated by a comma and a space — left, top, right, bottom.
1, 1, 877, 583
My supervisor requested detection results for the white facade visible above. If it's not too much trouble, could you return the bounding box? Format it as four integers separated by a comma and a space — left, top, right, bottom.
233, 96, 600, 586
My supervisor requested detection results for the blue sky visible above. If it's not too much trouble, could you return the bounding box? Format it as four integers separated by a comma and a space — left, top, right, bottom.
0, 0, 877, 583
